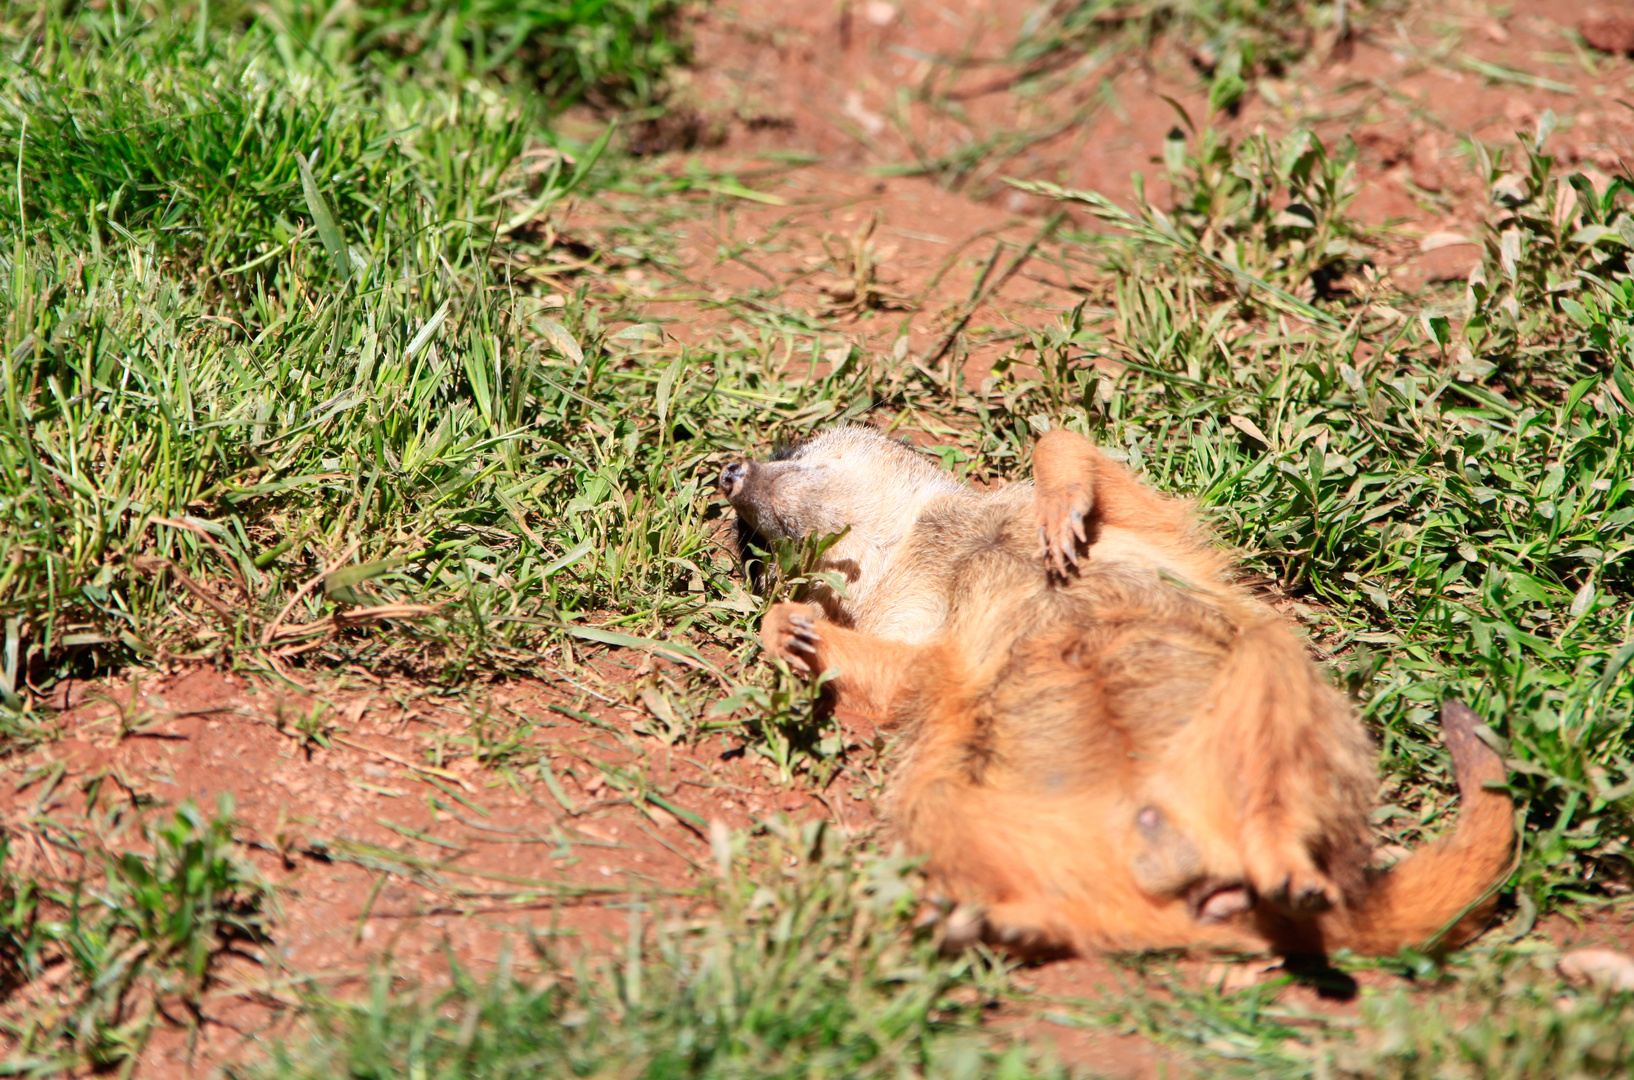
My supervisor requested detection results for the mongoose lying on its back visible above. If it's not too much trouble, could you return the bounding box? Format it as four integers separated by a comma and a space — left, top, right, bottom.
719, 425, 1513, 955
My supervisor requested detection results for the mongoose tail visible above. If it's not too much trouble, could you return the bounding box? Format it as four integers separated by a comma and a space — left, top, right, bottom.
1310, 700, 1514, 955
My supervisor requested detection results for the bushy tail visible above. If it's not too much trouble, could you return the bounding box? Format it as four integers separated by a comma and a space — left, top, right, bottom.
1315, 700, 1515, 955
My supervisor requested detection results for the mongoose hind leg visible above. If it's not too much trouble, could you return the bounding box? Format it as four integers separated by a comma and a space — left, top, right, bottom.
760, 601, 925, 721
1155, 739, 1347, 916
1148, 619, 1370, 917
933, 898, 1075, 957
1129, 804, 1256, 924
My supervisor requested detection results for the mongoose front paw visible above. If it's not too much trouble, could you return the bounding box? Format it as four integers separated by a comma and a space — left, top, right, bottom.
760, 602, 822, 676
1035, 482, 1093, 575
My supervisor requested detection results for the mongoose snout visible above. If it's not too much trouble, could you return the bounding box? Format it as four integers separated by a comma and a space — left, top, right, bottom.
718, 460, 749, 498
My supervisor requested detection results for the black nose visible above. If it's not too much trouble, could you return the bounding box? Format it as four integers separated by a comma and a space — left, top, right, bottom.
719, 460, 748, 496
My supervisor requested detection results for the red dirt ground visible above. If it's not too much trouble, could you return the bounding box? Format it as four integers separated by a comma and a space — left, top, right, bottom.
9, 0, 1634, 1075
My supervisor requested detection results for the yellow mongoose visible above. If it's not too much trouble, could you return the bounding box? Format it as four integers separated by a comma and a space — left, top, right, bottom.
719, 425, 1513, 954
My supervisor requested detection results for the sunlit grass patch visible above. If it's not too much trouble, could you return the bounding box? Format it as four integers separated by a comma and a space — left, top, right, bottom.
0, 797, 268, 1075
1013, 0, 1365, 111
1058, 942, 1634, 1079
0, 0, 731, 697
249, 822, 1059, 1080
255, 0, 687, 106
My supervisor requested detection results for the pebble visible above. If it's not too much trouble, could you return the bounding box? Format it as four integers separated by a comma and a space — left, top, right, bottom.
1582, 7, 1634, 54
1558, 947, 1634, 992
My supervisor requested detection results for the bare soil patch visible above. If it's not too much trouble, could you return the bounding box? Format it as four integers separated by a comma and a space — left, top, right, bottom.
7, 663, 873, 1077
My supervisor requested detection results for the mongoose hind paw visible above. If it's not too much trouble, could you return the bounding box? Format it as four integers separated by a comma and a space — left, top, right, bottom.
1241, 815, 1342, 915
1253, 862, 1339, 915
1190, 882, 1254, 923
939, 902, 988, 954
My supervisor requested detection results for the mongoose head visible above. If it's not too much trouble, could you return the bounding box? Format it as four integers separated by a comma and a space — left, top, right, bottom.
718, 426, 966, 612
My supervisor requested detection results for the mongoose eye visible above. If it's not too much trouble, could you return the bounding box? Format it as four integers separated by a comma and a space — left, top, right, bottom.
719, 460, 749, 498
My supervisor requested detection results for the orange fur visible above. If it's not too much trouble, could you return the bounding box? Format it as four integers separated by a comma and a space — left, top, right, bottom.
727, 426, 1513, 955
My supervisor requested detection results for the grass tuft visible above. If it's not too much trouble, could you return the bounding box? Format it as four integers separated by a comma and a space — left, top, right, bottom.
0, 796, 267, 1074
249, 823, 1059, 1080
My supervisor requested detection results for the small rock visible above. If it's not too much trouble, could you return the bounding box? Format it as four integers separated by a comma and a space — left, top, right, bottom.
843, 91, 886, 137
1559, 947, 1634, 992
1420, 230, 1475, 253
1207, 961, 1277, 992
1410, 134, 1445, 193
862, 0, 897, 26
1005, 190, 1040, 214
1582, 7, 1634, 54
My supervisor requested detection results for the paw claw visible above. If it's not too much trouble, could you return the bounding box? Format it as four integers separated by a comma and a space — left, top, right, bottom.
1290, 880, 1336, 914
1258, 870, 1338, 916
1035, 485, 1093, 576
759, 602, 825, 677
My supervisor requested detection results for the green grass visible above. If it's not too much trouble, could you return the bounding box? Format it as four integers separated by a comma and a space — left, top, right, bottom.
246, 823, 1060, 1080
0, 0, 748, 702
0, 796, 267, 1075
1075, 943, 1634, 1078
1014, 0, 1358, 111
261, 0, 685, 106
2, 0, 1634, 1074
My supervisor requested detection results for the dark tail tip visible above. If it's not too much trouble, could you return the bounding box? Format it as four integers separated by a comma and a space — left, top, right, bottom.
1439, 699, 1505, 796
